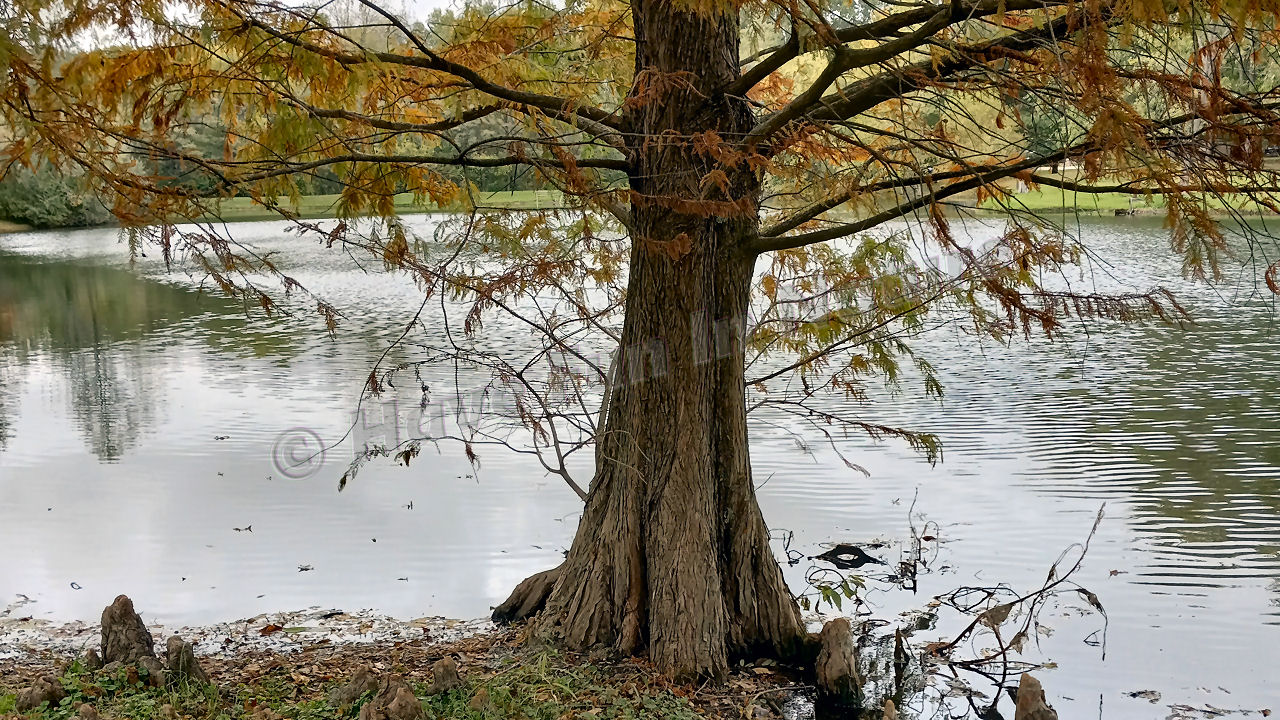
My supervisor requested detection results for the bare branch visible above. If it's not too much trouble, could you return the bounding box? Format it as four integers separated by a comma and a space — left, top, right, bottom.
223, 1, 626, 137
748, 9, 1089, 155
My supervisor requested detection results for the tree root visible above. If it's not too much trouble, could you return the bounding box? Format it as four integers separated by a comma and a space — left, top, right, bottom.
492, 565, 562, 624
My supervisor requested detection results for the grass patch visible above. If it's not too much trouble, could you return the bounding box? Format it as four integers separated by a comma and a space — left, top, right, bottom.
0, 661, 221, 720
1, 630, 791, 720
972, 175, 1280, 216
418, 653, 703, 720
992, 186, 1153, 213
0, 655, 704, 720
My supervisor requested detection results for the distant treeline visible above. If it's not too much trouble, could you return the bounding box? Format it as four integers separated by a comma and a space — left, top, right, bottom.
0, 164, 113, 228
0, 117, 569, 228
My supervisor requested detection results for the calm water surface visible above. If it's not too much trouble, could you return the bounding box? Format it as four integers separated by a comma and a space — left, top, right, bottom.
1, 216, 1278, 717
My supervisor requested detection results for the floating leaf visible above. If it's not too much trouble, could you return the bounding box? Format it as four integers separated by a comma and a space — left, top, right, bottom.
979, 602, 1014, 629
1009, 630, 1028, 653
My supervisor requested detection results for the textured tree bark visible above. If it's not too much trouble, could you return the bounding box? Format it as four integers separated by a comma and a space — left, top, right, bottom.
815, 618, 863, 706
491, 565, 562, 624
101, 595, 156, 665
164, 635, 210, 686
510, 0, 805, 680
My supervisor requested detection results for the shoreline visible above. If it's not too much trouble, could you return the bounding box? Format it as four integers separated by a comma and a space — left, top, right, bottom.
1, 604, 802, 720
0, 605, 492, 664
0, 191, 561, 234
4, 200, 1275, 237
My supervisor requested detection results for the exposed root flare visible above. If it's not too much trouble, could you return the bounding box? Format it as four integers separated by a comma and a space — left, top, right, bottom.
492, 565, 563, 624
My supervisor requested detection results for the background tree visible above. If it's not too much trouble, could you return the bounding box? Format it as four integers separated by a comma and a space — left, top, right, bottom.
3, 0, 1280, 681
0, 161, 111, 227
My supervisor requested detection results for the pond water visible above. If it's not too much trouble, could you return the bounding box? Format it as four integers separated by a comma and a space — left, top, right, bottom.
1, 216, 1278, 717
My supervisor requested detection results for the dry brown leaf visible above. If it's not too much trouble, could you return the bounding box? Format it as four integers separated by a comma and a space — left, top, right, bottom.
979, 602, 1014, 629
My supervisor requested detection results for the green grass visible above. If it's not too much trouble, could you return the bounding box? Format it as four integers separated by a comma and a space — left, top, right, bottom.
418, 654, 702, 720
0, 661, 218, 720
988, 186, 1156, 214
204, 190, 561, 223
1, 650, 708, 720
974, 178, 1280, 216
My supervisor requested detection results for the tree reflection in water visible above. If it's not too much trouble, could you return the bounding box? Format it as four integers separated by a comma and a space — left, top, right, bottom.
0, 252, 220, 459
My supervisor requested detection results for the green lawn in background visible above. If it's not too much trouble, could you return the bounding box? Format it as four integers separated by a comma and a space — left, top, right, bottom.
199, 184, 1276, 225
203, 190, 562, 222
993, 186, 1155, 213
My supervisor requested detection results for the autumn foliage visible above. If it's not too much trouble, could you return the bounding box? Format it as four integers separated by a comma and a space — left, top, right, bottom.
4, 0, 1280, 681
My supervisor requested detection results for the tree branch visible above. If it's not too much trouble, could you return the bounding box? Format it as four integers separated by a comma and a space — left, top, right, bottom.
229, 152, 629, 185
742, 8, 957, 148
746, 151, 1072, 255
298, 102, 503, 135
727, 0, 1068, 99
1029, 174, 1280, 195
761, 166, 986, 236
756, 89, 1280, 246
748, 9, 1088, 155
224, 2, 626, 138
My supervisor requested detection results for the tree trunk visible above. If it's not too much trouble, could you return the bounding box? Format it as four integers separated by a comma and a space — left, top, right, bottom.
523, 0, 806, 680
